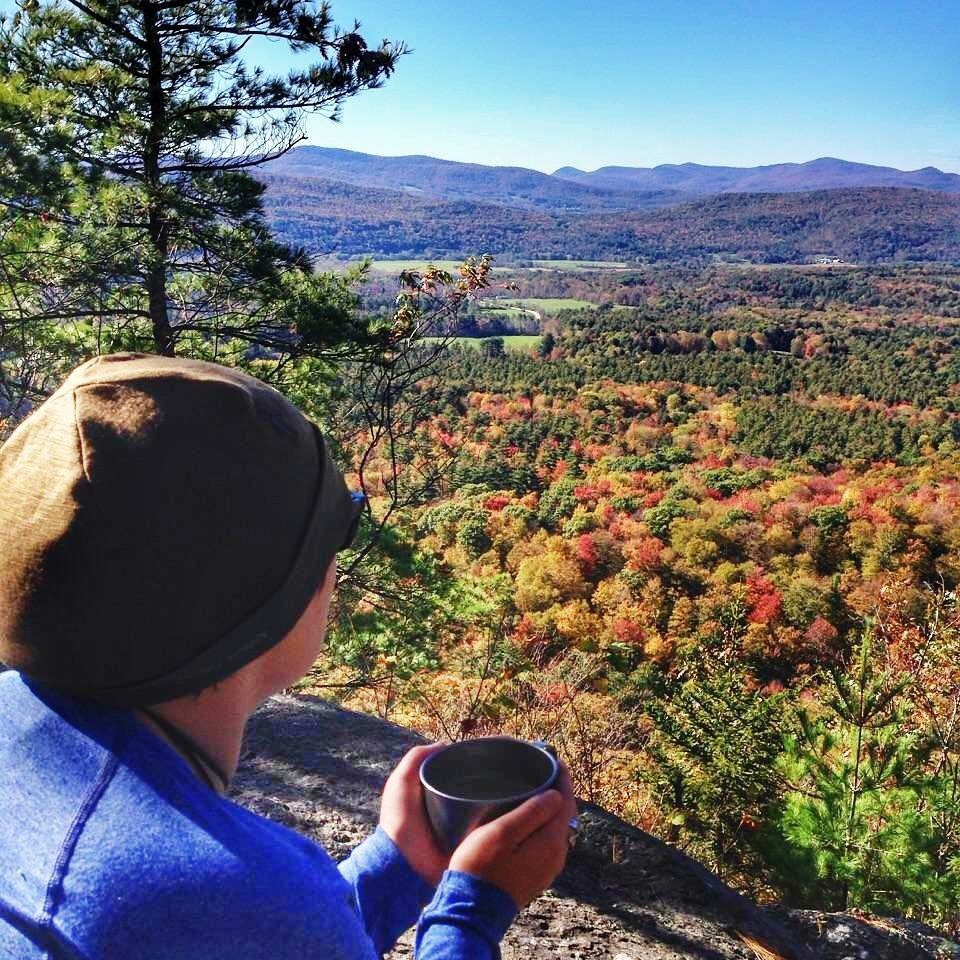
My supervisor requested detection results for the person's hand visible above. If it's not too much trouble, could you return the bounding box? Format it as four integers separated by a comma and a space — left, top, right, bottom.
449, 762, 578, 910
379, 743, 450, 886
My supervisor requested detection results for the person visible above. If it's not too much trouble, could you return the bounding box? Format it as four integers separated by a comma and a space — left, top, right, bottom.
0, 353, 577, 960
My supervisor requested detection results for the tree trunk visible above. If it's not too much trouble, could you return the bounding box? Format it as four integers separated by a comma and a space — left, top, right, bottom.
142, 0, 173, 356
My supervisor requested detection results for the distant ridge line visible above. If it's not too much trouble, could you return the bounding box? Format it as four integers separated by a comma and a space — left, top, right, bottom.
551, 156, 960, 195
265, 146, 960, 206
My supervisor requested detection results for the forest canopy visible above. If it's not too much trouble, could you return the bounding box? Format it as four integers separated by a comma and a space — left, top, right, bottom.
313, 263, 960, 932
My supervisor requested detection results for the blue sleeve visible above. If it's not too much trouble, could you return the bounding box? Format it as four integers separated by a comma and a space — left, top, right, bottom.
337, 826, 436, 956
415, 870, 518, 960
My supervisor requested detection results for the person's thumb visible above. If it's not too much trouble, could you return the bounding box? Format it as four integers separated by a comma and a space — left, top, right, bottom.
391, 743, 445, 787
483, 789, 564, 848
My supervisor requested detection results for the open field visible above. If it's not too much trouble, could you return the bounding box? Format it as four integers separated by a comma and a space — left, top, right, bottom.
423, 335, 542, 352
315, 257, 524, 276
478, 307, 529, 319
365, 258, 630, 275
528, 259, 630, 269
475, 299, 529, 315
316, 257, 630, 273
504, 297, 597, 312
368, 259, 466, 273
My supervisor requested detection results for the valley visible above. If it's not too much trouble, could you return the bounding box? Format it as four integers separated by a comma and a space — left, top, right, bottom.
310, 260, 960, 928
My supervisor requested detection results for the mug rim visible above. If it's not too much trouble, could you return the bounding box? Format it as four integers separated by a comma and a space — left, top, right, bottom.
419, 735, 559, 805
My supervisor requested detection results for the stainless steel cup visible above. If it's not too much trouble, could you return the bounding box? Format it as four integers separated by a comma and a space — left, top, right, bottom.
419, 737, 559, 853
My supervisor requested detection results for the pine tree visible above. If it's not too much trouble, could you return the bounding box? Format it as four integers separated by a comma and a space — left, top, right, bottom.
774, 626, 940, 914
639, 654, 787, 885
0, 0, 401, 371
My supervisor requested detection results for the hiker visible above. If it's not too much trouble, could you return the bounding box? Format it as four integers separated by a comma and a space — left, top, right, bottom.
0, 353, 577, 959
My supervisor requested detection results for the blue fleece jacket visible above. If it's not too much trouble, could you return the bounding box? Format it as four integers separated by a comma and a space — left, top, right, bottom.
0, 672, 516, 959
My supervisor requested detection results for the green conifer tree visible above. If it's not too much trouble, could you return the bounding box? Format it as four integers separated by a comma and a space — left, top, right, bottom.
773, 626, 944, 915
639, 654, 786, 885
0, 0, 401, 371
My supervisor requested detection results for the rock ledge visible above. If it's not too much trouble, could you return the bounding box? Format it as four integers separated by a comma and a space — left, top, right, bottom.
231, 693, 958, 960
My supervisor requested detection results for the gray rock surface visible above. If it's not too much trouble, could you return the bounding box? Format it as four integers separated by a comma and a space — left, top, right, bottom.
231, 693, 958, 960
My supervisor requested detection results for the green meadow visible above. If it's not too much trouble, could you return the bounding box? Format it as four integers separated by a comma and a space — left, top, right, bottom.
361, 259, 627, 276
529, 259, 629, 269
503, 297, 596, 312
423, 335, 542, 352
368, 259, 466, 273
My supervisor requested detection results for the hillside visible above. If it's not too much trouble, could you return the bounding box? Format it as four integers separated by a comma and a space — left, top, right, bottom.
264, 147, 960, 208
232, 692, 960, 959
263, 146, 681, 213
262, 172, 562, 257
597, 187, 960, 263
259, 147, 960, 263
262, 172, 960, 262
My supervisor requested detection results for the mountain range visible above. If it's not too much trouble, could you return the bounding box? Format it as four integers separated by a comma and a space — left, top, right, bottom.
259, 148, 960, 263
553, 156, 960, 197
264, 147, 680, 213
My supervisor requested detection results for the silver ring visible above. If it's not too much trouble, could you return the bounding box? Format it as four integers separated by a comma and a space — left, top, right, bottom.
568, 816, 580, 833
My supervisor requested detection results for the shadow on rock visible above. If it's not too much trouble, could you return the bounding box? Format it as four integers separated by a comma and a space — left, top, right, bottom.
231, 692, 958, 960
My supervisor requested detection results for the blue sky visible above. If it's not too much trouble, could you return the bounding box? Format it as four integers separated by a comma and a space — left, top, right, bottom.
1, 0, 956, 172
255, 0, 960, 173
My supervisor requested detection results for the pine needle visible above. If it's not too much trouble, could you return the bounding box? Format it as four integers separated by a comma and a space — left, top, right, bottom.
735, 930, 788, 960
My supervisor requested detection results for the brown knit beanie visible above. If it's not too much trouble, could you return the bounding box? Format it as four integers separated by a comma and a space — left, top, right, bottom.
0, 353, 360, 705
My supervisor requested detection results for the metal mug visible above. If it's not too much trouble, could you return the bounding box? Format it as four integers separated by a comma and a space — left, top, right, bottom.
419, 736, 559, 853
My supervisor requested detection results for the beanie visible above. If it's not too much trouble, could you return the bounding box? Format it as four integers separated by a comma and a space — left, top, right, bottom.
0, 353, 359, 705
